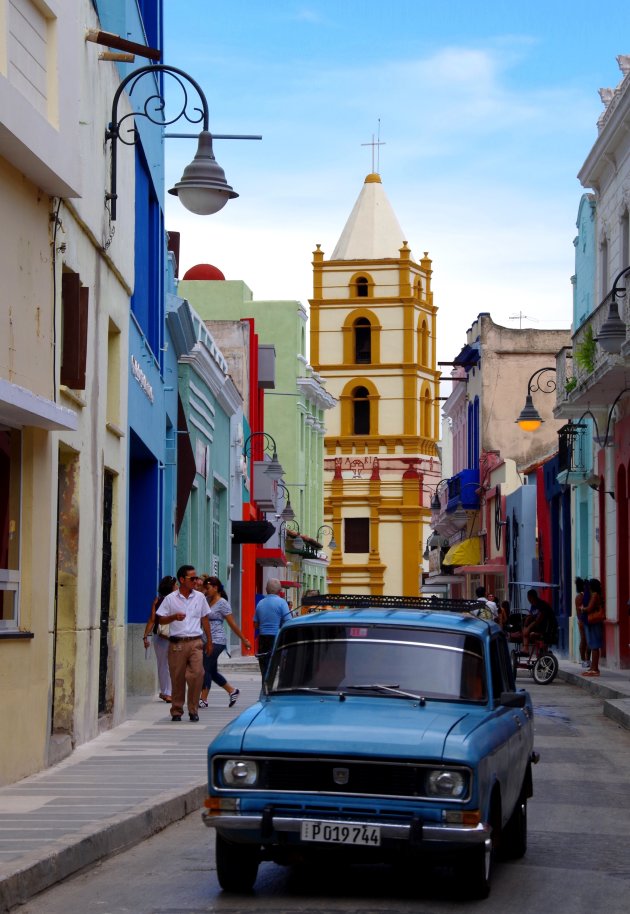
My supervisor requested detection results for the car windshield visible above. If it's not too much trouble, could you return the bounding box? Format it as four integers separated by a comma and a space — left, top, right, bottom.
267, 623, 487, 702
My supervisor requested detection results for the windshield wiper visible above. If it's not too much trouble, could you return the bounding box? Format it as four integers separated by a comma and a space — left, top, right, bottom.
345, 683, 422, 699
271, 686, 339, 694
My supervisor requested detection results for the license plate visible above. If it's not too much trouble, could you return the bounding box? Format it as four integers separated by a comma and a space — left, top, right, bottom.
300, 821, 380, 846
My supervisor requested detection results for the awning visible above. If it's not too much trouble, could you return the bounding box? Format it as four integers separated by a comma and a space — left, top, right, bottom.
255, 546, 287, 568
280, 580, 302, 588
0, 379, 77, 430
232, 520, 275, 545
442, 537, 481, 567
175, 396, 195, 535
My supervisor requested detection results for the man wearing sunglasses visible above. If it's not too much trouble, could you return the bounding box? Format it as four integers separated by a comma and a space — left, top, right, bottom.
156, 565, 212, 721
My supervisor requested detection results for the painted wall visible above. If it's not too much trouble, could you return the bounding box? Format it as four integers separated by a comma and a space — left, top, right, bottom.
0, 0, 138, 783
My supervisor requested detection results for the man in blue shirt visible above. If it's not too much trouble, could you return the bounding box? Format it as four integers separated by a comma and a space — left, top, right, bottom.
254, 578, 292, 679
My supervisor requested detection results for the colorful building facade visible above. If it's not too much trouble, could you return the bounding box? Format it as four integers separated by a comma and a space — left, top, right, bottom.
309, 173, 441, 596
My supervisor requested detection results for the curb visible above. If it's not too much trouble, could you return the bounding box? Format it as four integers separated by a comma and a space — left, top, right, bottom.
0, 782, 206, 912
556, 667, 630, 731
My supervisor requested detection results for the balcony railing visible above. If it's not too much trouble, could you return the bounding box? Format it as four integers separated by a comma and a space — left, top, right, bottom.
571, 289, 629, 385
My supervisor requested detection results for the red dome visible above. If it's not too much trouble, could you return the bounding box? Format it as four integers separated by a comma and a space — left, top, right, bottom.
182, 263, 225, 281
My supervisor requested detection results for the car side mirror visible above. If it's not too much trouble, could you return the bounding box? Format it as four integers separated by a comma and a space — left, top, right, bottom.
500, 690, 527, 708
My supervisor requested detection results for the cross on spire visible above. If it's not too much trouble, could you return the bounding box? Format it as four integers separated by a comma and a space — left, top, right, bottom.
361, 119, 385, 172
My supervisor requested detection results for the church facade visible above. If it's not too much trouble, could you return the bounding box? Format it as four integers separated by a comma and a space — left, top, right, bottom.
309, 173, 441, 595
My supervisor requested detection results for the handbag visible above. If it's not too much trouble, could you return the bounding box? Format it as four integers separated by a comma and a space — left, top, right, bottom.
586, 602, 605, 624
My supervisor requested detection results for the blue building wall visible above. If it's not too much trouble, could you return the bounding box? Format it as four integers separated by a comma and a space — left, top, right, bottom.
94, 1, 175, 624
568, 193, 597, 657
505, 484, 537, 610
543, 456, 571, 654
573, 194, 597, 328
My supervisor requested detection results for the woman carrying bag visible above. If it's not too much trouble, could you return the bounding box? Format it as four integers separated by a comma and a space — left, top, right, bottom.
143, 575, 177, 701
199, 576, 251, 708
582, 578, 605, 677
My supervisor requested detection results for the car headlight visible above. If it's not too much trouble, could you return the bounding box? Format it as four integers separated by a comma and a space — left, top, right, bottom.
222, 759, 259, 787
426, 769, 467, 798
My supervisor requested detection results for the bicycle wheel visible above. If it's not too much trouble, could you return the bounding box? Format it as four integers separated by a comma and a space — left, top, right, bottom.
532, 651, 558, 685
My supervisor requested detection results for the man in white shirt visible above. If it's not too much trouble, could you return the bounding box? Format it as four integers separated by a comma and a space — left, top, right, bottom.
157, 565, 212, 721
474, 585, 499, 622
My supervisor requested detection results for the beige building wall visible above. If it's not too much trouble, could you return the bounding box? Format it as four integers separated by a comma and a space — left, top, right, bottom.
0, 1, 133, 784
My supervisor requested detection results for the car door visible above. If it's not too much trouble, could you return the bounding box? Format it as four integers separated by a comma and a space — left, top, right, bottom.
489, 635, 528, 819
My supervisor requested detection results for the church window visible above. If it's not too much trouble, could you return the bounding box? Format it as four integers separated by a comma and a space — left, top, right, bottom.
345, 517, 369, 553
352, 386, 370, 434
355, 276, 369, 297
354, 318, 371, 364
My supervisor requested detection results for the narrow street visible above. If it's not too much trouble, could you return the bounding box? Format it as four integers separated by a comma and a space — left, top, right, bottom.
15, 678, 630, 914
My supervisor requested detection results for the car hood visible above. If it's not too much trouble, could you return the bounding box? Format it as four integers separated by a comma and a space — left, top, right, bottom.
231, 695, 478, 761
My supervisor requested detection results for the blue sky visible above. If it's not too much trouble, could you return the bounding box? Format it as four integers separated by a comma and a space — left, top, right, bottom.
163, 1, 630, 361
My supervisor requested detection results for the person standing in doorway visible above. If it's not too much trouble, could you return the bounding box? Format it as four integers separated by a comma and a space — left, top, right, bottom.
254, 578, 292, 680
199, 576, 251, 708
156, 565, 212, 721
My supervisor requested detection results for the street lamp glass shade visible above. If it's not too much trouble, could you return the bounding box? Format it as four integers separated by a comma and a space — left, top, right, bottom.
450, 500, 468, 531
328, 536, 338, 550
430, 492, 442, 512
597, 300, 626, 354
292, 534, 305, 550
168, 131, 238, 215
516, 394, 543, 432
264, 450, 284, 481
280, 501, 295, 522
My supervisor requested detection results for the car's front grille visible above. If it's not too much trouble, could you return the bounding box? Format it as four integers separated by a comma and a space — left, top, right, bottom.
214, 755, 470, 802
261, 758, 421, 795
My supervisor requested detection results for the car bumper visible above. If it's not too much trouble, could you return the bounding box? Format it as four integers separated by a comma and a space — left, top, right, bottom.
202, 810, 491, 847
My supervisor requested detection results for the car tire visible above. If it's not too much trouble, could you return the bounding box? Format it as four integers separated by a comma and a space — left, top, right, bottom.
216, 834, 260, 892
457, 839, 492, 899
501, 795, 527, 859
532, 652, 558, 685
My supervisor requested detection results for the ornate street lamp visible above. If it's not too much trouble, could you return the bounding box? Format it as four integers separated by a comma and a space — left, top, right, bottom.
243, 432, 284, 480
105, 64, 252, 220
279, 519, 305, 552
316, 524, 338, 551
515, 367, 557, 432
276, 481, 295, 522
596, 265, 630, 355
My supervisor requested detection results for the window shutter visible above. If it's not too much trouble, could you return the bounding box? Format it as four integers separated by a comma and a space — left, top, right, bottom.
61, 274, 89, 389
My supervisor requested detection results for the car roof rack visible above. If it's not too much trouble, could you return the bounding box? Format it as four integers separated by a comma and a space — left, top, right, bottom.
299, 594, 485, 613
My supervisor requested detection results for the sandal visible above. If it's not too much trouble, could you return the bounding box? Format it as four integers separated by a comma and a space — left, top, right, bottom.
582, 670, 600, 677
199, 698, 208, 708
159, 693, 172, 702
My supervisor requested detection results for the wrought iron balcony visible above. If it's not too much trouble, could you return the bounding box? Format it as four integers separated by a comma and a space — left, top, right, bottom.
555, 288, 630, 417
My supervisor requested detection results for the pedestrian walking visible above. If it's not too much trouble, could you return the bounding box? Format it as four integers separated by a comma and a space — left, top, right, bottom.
142, 575, 177, 702
156, 565, 212, 721
254, 578, 292, 680
199, 576, 251, 709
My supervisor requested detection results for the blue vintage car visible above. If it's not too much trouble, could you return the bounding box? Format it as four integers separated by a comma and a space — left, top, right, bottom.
203, 596, 537, 899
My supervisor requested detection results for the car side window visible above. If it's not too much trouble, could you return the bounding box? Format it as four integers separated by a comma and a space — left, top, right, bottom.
490, 636, 514, 701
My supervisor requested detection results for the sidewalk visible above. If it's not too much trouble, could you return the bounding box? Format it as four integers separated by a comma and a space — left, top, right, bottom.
556, 658, 630, 730
1, 656, 630, 911
0, 658, 261, 913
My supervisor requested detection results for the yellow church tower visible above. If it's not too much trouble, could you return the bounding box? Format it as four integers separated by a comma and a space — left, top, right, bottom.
310, 173, 441, 596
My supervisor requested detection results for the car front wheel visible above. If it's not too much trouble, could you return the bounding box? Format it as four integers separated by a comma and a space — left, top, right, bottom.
216, 834, 260, 892
457, 838, 492, 899
501, 796, 527, 859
